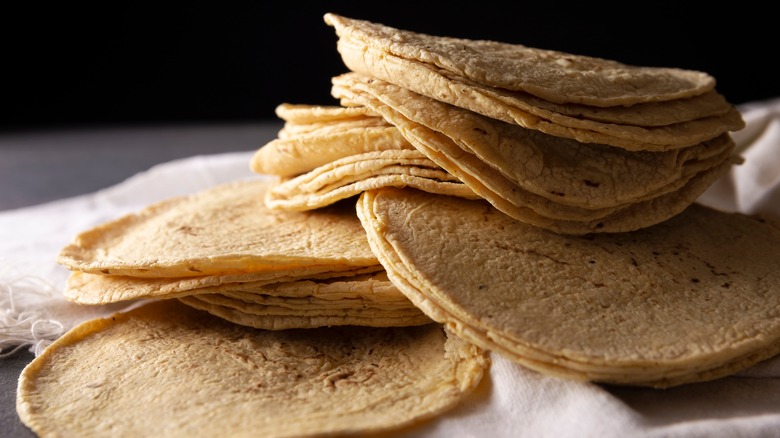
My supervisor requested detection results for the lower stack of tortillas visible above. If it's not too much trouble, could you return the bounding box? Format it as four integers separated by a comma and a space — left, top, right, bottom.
16, 12, 780, 438
17, 179, 488, 437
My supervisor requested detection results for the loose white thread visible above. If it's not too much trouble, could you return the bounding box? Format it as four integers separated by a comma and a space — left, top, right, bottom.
0, 265, 65, 358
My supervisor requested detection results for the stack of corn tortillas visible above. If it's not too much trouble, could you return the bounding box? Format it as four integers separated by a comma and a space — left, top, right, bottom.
56, 178, 432, 330
246, 13, 780, 388
330, 73, 739, 234
17, 11, 780, 438
252, 103, 479, 211
19, 177, 487, 436
254, 13, 746, 235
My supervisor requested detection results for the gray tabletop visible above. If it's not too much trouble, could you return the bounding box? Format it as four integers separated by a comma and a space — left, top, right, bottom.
0, 121, 280, 437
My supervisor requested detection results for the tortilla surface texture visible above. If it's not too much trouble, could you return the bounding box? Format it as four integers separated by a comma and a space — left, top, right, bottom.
17, 300, 487, 437
357, 187, 780, 387
57, 179, 377, 277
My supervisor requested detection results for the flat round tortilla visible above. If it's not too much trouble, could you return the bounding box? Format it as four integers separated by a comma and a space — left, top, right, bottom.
17, 300, 487, 437
324, 13, 715, 106
357, 187, 780, 387
251, 104, 413, 177
274, 104, 387, 140
274, 102, 378, 124
57, 179, 377, 277
252, 126, 412, 177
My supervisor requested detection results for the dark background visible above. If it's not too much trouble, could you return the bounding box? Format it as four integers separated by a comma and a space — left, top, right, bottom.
3, 3, 777, 133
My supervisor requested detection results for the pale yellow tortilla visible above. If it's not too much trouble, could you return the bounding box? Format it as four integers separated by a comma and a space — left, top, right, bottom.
251, 104, 414, 177
357, 187, 780, 387
264, 149, 478, 211
274, 102, 378, 124
335, 37, 742, 145
252, 126, 412, 177
324, 13, 715, 106
274, 104, 387, 140
64, 266, 383, 304
57, 179, 377, 277
277, 117, 391, 139
17, 300, 487, 436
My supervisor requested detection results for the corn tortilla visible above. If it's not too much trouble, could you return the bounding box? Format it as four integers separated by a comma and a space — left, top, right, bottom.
57, 179, 377, 277
357, 188, 780, 387
17, 300, 487, 437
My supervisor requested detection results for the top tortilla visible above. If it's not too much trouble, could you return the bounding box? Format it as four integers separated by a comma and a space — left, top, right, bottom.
324, 13, 715, 106
335, 37, 735, 128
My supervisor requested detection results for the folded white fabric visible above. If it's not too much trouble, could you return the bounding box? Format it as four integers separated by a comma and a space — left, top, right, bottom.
697, 96, 780, 218
0, 152, 259, 356
2, 98, 780, 437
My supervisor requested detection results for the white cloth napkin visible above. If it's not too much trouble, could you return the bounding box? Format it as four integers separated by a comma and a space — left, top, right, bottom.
2, 98, 780, 437
0, 152, 261, 356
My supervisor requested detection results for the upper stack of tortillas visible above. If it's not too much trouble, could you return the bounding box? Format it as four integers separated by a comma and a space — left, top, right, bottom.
244, 13, 780, 389
251, 103, 479, 211
250, 13, 745, 234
